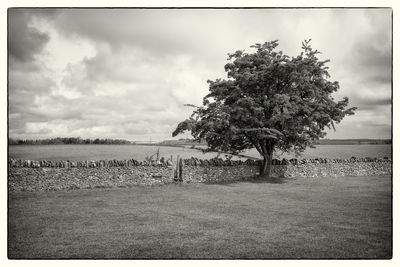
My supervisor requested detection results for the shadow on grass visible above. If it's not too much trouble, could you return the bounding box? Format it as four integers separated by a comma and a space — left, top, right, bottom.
204, 175, 294, 186
249, 176, 292, 184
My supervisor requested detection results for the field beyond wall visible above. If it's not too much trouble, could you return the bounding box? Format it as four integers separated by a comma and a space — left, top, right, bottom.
8, 175, 392, 259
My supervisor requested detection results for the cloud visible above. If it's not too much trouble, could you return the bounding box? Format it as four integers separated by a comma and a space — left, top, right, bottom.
327, 103, 391, 139
349, 41, 391, 86
8, 9, 50, 63
347, 10, 391, 86
8, 8, 392, 141
353, 97, 391, 110
337, 80, 391, 112
52, 9, 241, 57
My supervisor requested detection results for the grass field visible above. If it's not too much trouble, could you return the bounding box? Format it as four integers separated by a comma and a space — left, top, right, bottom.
8, 143, 392, 161
8, 175, 392, 259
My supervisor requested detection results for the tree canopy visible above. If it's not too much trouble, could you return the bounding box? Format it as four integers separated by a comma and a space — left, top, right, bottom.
173, 40, 356, 177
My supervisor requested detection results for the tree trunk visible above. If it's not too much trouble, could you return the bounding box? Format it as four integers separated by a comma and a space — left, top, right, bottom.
260, 152, 272, 178
259, 140, 274, 178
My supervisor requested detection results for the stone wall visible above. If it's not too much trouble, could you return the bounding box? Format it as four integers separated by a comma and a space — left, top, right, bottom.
8, 156, 391, 168
8, 157, 392, 192
8, 166, 173, 191
182, 165, 260, 184
182, 162, 392, 183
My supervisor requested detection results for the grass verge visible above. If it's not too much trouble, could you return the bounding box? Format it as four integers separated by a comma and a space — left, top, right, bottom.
8, 175, 392, 259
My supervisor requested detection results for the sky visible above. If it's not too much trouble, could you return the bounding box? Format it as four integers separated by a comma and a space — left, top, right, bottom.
8, 8, 392, 142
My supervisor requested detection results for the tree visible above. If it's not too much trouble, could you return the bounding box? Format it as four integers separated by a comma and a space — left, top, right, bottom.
172, 40, 356, 177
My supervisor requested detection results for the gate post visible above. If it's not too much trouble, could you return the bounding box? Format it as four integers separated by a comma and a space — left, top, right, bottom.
178, 158, 183, 182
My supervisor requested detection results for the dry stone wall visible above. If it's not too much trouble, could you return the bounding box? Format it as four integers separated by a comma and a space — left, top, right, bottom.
8, 156, 391, 168
9, 166, 172, 191
182, 162, 391, 183
8, 157, 392, 192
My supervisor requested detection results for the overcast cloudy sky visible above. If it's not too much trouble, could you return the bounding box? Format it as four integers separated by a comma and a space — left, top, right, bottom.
8, 8, 392, 141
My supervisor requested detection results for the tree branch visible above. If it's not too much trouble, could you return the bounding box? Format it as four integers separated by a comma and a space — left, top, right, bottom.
243, 132, 263, 155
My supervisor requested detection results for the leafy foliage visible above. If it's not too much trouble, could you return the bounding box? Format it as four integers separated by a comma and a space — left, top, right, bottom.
173, 40, 356, 175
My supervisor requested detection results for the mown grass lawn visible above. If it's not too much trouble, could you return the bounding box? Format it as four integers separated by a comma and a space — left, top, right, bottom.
8, 175, 392, 259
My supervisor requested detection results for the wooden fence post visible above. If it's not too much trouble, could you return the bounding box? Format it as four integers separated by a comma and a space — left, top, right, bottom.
170, 155, 175, 181
174, 155, 180, 181
179, 158, 183, 182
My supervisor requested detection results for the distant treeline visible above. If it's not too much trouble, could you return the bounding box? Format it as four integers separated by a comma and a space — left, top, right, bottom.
9, 137, 133, 145
312, 139, 392, 145
8, 137, 392, 146
157, 138, 205, 146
